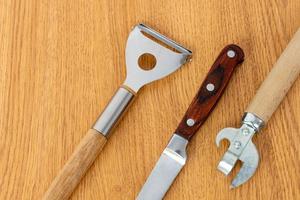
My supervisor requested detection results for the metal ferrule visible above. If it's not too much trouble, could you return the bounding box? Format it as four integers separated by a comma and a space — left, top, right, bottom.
93, 87, 135, 137
241, 112, 265, 132
164, 134, 189, 165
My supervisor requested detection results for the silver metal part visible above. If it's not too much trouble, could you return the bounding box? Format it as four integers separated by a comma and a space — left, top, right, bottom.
206, 83, 215, 91
137, 134, 188, 200
124, 24, 192, 92
216, 112, 264, 188
93, 24, 192, 137
186, 118, 195, 127
242, 112, 265, 131
227, 50, 236, 58
93, 87, 134, 137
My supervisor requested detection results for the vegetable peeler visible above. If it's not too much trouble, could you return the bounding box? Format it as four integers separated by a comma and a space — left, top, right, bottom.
43, 23, 192, 200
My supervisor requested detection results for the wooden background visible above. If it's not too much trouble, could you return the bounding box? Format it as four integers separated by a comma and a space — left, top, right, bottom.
0, 0, 299, 199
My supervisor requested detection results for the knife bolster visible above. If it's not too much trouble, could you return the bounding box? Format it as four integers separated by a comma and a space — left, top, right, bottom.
165, 134, 189, 164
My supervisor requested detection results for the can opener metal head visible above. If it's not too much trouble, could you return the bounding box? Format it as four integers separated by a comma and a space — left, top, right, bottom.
216, 113, 264, 188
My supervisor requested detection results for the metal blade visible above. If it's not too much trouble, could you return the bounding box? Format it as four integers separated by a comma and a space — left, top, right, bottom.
137, 151, 184, 200
230, 140, 259, 188
215, 128, 238, 147
217, 151, 238, 175
215, 123, 260, 188
124, 24, 192, 93
215, 128, 239, 175
136, 134, 188, 200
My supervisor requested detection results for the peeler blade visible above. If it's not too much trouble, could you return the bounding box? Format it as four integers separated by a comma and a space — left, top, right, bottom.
124, 24, 192, 92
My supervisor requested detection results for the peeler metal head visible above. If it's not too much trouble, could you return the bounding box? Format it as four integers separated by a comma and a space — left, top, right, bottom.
123, 23, 192, 92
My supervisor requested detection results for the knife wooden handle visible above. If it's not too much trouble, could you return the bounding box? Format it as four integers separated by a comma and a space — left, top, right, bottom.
246, 28, 300, 123
43, 129, 107, 200
175, 44, 244, 140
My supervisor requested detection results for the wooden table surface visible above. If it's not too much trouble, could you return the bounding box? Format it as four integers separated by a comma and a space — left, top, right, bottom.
0, 0, 300, 199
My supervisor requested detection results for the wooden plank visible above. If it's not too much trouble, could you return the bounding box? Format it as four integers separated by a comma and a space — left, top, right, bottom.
0, 0, 299, 199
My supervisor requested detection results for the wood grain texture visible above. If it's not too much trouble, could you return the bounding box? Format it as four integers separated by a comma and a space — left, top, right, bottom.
43, 129, 107, 200
176, 44, 244, 140
246, 28, 300, 122
0, 0, 299, 200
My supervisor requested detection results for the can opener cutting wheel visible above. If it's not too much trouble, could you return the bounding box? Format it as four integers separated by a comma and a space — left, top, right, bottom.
43, 24, 192, 200
216, 28, 300, 188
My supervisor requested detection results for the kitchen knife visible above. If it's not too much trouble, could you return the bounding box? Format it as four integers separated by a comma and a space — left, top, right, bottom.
137, 44, 244, 200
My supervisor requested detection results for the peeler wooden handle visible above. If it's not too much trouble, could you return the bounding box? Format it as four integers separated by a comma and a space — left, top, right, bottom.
175, 44, 244, 140
43, 87, 135, 200
246, 28, 300, 123
43, 129, 107, 200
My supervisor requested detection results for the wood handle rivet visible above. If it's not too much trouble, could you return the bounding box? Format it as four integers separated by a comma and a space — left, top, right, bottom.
206, 83, 215, 91
186, 118, 195, 127
227, 50, 236, 58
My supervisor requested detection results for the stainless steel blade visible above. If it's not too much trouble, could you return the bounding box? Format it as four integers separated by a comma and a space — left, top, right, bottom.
136, 134, 188, 200
124, 24, 192, 93
93, 24, 192, 137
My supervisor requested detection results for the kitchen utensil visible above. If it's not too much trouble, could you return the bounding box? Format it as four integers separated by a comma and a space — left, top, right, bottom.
137, 44, 244, 200
216, 28, 300, 188
44, 23, 192, 200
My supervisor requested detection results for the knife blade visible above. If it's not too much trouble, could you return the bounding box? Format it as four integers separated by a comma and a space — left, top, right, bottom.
137, 44, 245, 200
